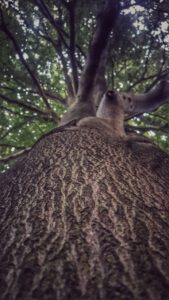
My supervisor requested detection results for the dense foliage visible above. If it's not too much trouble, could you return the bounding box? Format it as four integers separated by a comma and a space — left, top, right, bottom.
0, 0, 169, 171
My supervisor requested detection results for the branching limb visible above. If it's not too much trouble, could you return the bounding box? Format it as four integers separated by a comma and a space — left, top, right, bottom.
92, 45, 109, 108
0, 85, 67, 106
0, 105, 31, 117
77, 0, 120, 104
128, 68, 169, 91
60, 0, 120, 125
65, 0, 79, 93
39, 24, 74, 100
145, 69, 169, 92
0, 8, 55, 114
127, 80, 169, 119
0, 148, 31, 163
56, 40, 75, 100
34, 0, 69, 48
0, 93, 57, 121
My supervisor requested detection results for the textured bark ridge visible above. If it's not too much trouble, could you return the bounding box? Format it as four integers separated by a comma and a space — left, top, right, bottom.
0, 129, 169, 300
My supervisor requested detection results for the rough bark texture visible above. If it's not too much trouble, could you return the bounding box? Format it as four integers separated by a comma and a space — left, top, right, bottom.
0, 128, 169, 300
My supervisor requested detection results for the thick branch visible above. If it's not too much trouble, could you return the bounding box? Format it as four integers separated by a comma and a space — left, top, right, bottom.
67, 0, 79, 93
145, 68, 169, 92
127, 80, 169, 119
92, 46, 109, 108
60, 0, 120, 125
77, 0, 120, 103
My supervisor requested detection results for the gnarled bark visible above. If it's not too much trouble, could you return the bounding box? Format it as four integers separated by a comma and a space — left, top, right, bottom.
0, 128, 169, 300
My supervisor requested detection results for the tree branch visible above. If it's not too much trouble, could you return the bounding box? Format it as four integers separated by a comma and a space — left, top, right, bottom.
0, 148, 31, 163
127, 80, 169, 120
0, 93, 56, 120
0, 116, 36, 140
128, 67, 169, 91
0, 85, 67, 106
0, 143, 26, 150
92, 45, 109, 108
67, 0, 79, 93
77, 0, 120, 104
56, 41, 75, 99
35, 0, 86, 58
145, 67, 169, 92
0, 9, 54, 112
34, 0, 69, 48
0, 104, 30, 117
126, 123, 169, 134
60, 0, 121, 125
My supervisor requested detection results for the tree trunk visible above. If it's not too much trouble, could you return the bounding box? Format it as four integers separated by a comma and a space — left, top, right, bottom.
0, 128, 169, 300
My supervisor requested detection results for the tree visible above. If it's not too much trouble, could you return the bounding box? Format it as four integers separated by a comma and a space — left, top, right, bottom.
0, 0, 169, 299
0, 0, 169, 170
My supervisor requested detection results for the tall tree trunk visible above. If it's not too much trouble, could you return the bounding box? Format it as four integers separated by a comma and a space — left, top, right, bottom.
0, 128, 169, 300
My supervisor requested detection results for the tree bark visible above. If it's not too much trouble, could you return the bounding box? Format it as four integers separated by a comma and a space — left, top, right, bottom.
0, 128, 169, 300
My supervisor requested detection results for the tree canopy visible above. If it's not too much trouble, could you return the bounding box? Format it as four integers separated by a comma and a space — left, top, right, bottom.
0, 0, 169, 172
